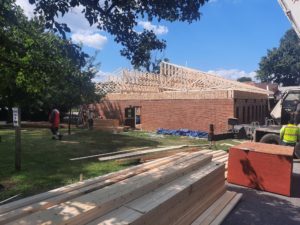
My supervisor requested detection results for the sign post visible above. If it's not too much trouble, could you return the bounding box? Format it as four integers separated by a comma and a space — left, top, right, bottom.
13, 107, 21, 171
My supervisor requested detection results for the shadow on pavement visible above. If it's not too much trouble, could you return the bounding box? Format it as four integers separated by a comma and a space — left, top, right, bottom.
223, 169, 300, 225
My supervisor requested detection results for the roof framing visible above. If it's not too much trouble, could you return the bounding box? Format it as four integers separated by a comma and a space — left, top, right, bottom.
96, 62, 268, 95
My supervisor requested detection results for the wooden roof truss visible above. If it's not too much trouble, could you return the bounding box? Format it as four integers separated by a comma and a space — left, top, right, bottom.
96, 62, 268, 94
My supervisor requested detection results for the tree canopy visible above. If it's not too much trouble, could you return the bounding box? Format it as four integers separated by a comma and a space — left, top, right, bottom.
256, 29, 300, 86
28, 0, 209, 69
237, 77, 252, 83
0, 0, 99, 120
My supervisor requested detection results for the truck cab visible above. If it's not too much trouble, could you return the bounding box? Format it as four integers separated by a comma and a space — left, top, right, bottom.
254, 88, 300, 144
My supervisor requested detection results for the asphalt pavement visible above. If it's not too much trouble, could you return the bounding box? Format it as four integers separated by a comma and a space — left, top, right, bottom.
222, 161, 300, 225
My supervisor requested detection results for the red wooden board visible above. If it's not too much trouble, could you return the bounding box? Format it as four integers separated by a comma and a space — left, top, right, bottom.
227, 143, 293, 196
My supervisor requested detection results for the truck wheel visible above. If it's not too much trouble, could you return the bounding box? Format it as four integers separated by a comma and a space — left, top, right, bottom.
295, 143, 300, 159
260, 134, 281, 145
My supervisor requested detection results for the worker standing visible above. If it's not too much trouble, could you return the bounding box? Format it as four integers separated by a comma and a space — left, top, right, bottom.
280, 118, 300, 147
49, 108, 62, 140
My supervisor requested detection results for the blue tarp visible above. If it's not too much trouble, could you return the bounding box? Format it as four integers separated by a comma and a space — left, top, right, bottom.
157, 128, 208, 138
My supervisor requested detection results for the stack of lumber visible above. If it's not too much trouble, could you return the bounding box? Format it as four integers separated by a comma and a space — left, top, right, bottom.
93, 119, 123, 132
0, 151, 237, 225
227, 142, 294, 196
97, 146, 229, 177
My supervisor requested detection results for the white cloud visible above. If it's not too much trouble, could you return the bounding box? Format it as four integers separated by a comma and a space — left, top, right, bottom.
72, 32, 107, 49
15, 2, 108, 50
207, 69, 257, 81
16, 0, 35, 18
138, 21, 169, 35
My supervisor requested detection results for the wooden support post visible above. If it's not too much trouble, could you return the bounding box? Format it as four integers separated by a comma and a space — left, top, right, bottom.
208, 124, 216, 149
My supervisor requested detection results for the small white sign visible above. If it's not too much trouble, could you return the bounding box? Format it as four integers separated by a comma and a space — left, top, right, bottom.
12, 107, 19, 127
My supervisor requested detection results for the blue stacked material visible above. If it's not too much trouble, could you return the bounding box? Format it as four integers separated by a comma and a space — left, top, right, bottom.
157, 128, 208, 138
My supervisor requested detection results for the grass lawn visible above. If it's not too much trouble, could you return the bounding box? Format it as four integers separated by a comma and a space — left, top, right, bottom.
0, 128, 238, 202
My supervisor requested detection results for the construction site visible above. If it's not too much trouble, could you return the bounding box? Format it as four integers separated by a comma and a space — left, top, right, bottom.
1, 0, 300, 225
96, 62, 269, 133
1, 60, 300, 224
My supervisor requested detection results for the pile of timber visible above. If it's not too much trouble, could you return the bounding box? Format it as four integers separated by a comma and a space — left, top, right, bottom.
0, 151, 238, 225
97, 146, 229, 177
93, 119, 123, 132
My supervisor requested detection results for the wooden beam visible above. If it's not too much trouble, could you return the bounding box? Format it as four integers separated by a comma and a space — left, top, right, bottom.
98, 145, 189, 161
9, 153, 212, 225
1, 153, 191, 224
89, 163, 225, 225
190, 191, 236, 225
0, 151, 189, 217
210, 193, 242, 225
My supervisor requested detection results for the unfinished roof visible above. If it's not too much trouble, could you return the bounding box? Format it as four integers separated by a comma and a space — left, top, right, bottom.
96, 62, 269, 95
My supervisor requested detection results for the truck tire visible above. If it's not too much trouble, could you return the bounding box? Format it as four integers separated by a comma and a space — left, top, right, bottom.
260, 134, 281, 145
295, 143, 300, 159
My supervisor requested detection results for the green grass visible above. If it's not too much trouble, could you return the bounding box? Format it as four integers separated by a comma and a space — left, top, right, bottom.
0, 128, 240, 201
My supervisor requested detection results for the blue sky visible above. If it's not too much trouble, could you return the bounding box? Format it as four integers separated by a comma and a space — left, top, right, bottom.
17, 0, 291, 81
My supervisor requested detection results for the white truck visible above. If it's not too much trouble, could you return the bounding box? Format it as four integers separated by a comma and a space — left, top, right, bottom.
253, 0, 300, 144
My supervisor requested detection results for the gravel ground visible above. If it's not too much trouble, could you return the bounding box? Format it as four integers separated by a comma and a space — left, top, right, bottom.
222, 161, 300, 225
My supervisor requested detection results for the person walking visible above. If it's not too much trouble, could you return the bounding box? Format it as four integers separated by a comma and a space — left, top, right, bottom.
49, 108, 62, 140
280, 118, 300, 147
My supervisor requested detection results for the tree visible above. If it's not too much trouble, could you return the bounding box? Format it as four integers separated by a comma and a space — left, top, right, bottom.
0, 0, 99, 120
28, 0, 209, 69
257, 29, 300, 86
237, 77, 252, 82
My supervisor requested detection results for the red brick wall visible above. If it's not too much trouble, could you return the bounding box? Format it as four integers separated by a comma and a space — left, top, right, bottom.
96, 99, 234, 133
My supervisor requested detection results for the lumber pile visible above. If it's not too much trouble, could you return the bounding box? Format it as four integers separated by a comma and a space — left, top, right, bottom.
227, 142, 294, 196
93, 119, 123, 132
0, 150, 238, 225
97, 145, 226, 161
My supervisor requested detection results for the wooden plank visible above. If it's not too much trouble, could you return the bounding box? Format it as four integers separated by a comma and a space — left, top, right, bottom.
210, 193, 242, 225
9, 153, 212, 225
213, 156, 228, 163
138, 148, 199, 162
190, 191, 236, 225
150, 176, 225, 225
89, 163, 225, 225
98, 145, 188, 161
0, 152, 187, 218
69, 147, 151, 161
172, 184, 226, 225
0, 152, 198, 223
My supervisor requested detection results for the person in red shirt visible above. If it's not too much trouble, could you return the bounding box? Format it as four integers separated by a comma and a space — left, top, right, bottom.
49, 108, 61, 140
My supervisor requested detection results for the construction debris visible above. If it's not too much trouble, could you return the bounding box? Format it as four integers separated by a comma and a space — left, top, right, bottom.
0, 150, 235, 225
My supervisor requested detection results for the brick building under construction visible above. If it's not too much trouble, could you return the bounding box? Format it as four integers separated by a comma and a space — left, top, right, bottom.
96, 62, 269, 133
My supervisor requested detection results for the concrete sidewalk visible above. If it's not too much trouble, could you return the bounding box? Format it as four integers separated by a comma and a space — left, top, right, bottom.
222, 162, 300, 225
